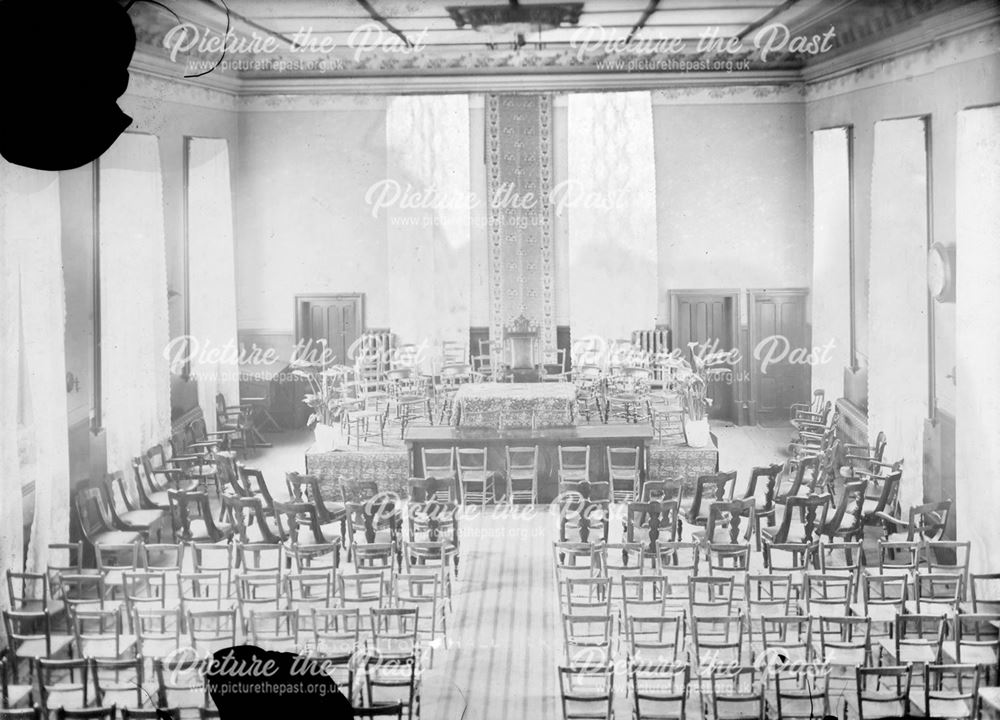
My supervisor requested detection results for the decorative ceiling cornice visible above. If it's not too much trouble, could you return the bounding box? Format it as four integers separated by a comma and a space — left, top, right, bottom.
804, 16, 1000, 101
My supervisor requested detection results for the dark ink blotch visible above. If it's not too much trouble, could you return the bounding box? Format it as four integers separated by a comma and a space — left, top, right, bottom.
205, 645, 353, 719
0, 0, 135, 170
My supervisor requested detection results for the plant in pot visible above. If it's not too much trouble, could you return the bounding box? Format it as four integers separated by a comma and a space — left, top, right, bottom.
292, 361, 352, 452
680, 372, 712, 447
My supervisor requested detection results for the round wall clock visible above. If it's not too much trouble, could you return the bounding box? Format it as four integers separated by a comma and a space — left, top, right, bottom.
927, 242, 955, 302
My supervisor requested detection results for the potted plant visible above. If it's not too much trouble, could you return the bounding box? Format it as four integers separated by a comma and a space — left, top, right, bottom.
680, 372, 712, 447
292, 361, 352, 452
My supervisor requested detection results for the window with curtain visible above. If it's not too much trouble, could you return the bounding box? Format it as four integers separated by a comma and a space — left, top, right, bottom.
99, 132, 171, 475
567, 91, 658, 342
867, 117, 929, 510
811, 127, 852, 397
186, 137, 240, 431
0, 161, 70, 606
385, 94, 471, 373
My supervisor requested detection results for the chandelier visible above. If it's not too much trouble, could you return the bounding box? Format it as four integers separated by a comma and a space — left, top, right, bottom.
446, 2, 584, 40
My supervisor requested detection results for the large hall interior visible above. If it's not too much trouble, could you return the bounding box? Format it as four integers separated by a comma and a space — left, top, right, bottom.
2, 0, 1000, 718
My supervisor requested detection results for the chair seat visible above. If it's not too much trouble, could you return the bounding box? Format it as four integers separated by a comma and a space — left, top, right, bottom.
852, 603, 901, 624
323, 501, 347, 517
922, 695, 975, 719
189, 519, 233, 541
94, 530, 144, 545
5, 682, 32, 708
941, 641, 999, 665
118, 509, 167, 528
878, 638, 939, 664
138, 637, 181, 659
146, 490, 172, 508
13, 634, 74, 659
78, 635, 137, 659
844, 696, 908, 720
354, 530, 394, 545
294, 523, 341, 545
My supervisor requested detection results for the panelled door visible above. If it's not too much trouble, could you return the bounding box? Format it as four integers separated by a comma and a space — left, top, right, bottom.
670, 291, 737, 422
749, 290, 809, 425
295, 294, 364, 365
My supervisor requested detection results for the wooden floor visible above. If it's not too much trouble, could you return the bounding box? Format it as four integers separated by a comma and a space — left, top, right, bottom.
245, 421, 792, 719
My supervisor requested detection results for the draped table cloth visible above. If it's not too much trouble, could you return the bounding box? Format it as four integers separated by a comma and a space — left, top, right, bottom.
451, 382, 576, 429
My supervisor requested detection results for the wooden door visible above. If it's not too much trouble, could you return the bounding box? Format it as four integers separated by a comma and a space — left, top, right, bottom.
295, 294, 364, 366
749, 290, 809, 425
670, 292, 737, 422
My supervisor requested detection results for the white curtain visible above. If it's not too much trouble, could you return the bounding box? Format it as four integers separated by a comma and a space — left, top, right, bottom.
100, 133, 171, 475
385, 95, 471, 373
0, 161, 71, 609
187, 138, 240, 432
0, 161, 25, 622
567, 91, 657, 340
811, 128, 852, 397
955, 105, 1000, 573
868, 118, 929, 510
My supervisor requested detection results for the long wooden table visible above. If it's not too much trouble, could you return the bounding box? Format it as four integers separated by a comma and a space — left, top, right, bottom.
405, 424, 655, 503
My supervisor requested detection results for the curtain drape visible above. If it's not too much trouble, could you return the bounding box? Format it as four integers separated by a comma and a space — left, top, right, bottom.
385, 95, 471, 373
99, 133, 171, 474
0, 161, 25, 624
868, 118, 929, 510
567, 91, 658, 342
956, 105, 1000, 573
0, 160, 70, 614
187, 138, 240, 431
811, 128, 852, 397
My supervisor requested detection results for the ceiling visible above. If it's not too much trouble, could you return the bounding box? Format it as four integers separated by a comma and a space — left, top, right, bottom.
129, 0, 993, 84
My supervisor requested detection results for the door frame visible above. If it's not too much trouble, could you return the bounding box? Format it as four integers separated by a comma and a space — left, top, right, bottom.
293, 293, 366, 360
668, 289, 742, 423
746, 288, 810, 425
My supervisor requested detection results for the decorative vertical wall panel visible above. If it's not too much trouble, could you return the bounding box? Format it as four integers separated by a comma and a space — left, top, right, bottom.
486, 93, 556, 353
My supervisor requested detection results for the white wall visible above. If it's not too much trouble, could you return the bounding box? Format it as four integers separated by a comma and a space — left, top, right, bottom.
654, 99, 810, 323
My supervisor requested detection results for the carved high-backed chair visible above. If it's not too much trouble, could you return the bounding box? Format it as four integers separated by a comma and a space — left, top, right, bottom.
503, 314, 541, 383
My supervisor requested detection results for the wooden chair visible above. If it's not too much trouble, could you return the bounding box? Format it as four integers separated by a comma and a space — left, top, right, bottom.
557, 495, 610, 545
738, 464, 782, 551
456, 448, 495, 506
607, 446, 641, 504
215, 393, 253, 456
105, 473, 169, 543
273, 501, 341, 545
822, 478, 868, 543
75, 485, 144, 550
0, 656, 32, 710
708, 666, 766, 720
761, 492, 831, 551
876, 499, 952, 544
557, 446, 590, 484
623, 500, 679, 567
167, 490, 233, 544
420, 448, 456, 498
285, 472, 347, 537
557, 665, 614, 720
2, 611, 74, 683
226, 495, 284, 544
861, 465, 902, 527
505, 446, 538, 505
406, 477, 455, 504
849, 664, 913, 719
680, 472, 736, 530
690, 498, 754, 550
